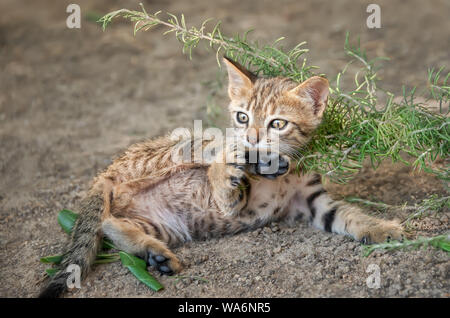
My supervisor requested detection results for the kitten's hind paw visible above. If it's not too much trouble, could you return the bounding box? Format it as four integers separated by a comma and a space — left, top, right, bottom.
358, 220, 405, 244
147, 252, 182, 276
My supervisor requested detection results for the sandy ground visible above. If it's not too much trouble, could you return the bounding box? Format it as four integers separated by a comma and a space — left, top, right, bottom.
0, 0, 449, 298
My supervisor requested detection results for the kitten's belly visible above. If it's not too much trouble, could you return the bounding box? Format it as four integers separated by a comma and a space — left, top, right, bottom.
246, 173, 302, 219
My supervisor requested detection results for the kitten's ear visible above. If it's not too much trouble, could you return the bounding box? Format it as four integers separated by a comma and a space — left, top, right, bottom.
289, 76, 329, 118
223, 56, 256, 100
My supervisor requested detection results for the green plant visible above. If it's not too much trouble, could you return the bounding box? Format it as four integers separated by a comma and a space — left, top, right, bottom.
345, 195, 449, 227
362, 234, 450, 257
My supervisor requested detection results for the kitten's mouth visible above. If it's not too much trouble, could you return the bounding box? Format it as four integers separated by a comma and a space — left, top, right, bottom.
243, 150, 290, 177
234, 138, 292, 167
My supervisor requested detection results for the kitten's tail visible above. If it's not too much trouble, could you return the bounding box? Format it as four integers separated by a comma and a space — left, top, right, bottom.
39, 181, 113, 298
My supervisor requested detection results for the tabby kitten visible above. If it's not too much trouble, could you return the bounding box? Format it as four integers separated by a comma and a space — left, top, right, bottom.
39, 57, 403, 297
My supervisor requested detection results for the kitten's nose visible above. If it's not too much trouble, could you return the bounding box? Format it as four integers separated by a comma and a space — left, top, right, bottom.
246, 128, 260, 145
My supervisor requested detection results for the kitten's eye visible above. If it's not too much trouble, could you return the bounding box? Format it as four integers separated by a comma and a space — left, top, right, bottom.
236, 112, 249, 124
270, 119, 288, 130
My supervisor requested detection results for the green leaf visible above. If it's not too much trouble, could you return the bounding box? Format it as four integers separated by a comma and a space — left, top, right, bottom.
119, 251, 163, 292
40, 254, 63, 264
439, 241, 450, 252
94, 257, 120, 264
102, 238, 117, 250
95, 253, 120, 264
119, 251, 147, 268
57, 209, 79, 234
96, 253, 120, 259
430, 237, 450, 252
45, 268, 59, 277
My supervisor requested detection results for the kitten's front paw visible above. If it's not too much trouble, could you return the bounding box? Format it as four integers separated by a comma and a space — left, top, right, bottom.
359, 220, 404, 244
254, 153, 290, 179
209, 162, 250, 216
226, 164, 248, 188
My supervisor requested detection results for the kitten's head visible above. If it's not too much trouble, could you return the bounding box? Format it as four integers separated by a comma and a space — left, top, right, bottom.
223, 57, 329, 158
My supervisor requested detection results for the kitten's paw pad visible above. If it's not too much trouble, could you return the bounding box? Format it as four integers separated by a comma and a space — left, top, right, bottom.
359, 221, 404, 244
255, 153, 290, 179
147, 252, 182, 276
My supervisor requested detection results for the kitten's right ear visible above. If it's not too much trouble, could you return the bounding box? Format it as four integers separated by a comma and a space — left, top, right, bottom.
223, 56, 255, 100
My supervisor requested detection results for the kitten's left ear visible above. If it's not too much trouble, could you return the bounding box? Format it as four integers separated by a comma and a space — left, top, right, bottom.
289, 76, 329, 118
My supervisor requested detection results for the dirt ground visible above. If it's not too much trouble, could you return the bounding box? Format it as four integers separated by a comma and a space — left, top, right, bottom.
0, 0, 449, 298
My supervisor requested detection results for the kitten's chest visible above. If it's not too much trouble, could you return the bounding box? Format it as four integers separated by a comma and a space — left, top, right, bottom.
246, 173, 301, 219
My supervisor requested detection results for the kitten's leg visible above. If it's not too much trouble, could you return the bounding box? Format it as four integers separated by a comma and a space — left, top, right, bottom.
102, 217, 183, 275
208, 162, 250, 216
289, 173, 404, 244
